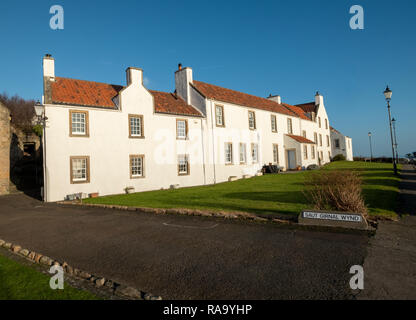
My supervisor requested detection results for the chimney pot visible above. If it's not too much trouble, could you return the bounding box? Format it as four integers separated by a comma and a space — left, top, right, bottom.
178, 63, 182, 70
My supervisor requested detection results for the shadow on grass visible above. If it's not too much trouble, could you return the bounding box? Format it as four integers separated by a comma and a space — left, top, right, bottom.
361, 189, 399, 213
361, 179, 400, 188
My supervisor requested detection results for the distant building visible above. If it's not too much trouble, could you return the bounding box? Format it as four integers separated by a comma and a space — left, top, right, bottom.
330, 126, 353, 161
40, 54, 352, 202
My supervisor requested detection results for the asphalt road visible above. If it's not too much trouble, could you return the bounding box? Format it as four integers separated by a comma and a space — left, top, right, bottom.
0, 193, 368, 299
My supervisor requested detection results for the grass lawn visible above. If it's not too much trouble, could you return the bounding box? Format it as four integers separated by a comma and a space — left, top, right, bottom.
84, 161, 401, 220
0, 252, 99, 300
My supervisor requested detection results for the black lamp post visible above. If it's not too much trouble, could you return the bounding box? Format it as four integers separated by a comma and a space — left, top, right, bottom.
383, 86, 397, 175
392, 118, 399, 164
34, 102, 48, 201
368, 132, 373, 162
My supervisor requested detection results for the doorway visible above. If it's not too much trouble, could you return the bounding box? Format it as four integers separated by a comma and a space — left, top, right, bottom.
286, 149, 296, 170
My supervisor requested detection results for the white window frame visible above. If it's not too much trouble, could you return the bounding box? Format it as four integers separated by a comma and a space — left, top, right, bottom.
303, 145, 308, 160
130, 155, 144, 178
70, 111, 87, 136
225, 143, 233, 164
129, 114, 144, 138
287, 118, 293, 134
271, 115, 277, 132
248, 111, 256, 130
273, 144, 279, 164
251, 143, 258, 163
239, 143, 246, 164
178, 155, 189, 175
176, 119, 187, 140
215, 105, 225, 127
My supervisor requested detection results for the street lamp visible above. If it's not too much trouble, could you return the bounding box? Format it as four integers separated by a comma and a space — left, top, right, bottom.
383, 86, 397, 175
33, 102, 48, 201
368, 132, 373, 162
392, 118, 399, 163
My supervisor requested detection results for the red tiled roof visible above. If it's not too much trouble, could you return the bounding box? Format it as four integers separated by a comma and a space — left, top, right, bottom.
149, 90, 202, 117
192, 80, 295, 117
51, 77, 123, 108
330, 126, 341, 134
50, 77, 202, 117
295, 102, 316, 113
286, 134, 315, 144
282, 103, 311, 121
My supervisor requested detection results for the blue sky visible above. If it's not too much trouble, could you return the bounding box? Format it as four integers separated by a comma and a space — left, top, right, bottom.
0, 0, 415, 157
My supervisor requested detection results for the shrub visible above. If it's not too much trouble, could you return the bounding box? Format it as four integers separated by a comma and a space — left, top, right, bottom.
303, 170, 367, 217
332, 154, 346, 161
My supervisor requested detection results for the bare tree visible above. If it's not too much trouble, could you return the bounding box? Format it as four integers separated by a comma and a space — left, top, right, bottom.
0, 93, 36, 134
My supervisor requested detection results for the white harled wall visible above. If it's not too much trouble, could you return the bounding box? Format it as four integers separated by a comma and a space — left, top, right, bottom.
43, 70, 205, 202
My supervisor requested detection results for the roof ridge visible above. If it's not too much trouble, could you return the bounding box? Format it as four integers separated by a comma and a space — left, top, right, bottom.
55, 76, 124, 88
193, 80, 281, 105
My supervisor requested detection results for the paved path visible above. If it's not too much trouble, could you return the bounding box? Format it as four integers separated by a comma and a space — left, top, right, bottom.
0, 194, 367, 299
359, 164, 416, 299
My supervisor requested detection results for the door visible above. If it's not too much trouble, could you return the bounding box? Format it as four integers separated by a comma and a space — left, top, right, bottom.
287, 150, 296, 169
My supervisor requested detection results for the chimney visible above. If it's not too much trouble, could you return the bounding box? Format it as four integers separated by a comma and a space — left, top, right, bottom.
126, 67, 143, 86
267, 94, 282, 104
315, 91, 324, 106
43, 54, 55, 79
175, 64, 193, 104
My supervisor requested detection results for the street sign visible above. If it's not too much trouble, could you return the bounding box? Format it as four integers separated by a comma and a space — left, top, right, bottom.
298, 210, 368, 230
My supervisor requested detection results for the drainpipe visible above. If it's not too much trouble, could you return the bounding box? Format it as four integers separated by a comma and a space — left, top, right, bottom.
210, 100, 217, 184
200, 118, 206, 185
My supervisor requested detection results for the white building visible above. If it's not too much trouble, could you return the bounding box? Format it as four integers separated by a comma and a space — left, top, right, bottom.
330, 126, 354, 161
40, 55, 349, 202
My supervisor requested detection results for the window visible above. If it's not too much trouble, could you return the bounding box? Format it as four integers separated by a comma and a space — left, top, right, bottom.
287, 118, 293, 134
225, 143, 233, 164
311, 145, 316, 159
273, 144, 279, 164
251, 143, 258, 163
69, 110, 89, 137
326, 135, 330, 147
318, 117, 321, 128
303, 145, 308, 160
314, 132, 318, 144
178, 155, 189, 175
302, 130, 306, 138
328, 151, 331, 160
176, 119, 188, 139
348, 139, 351, 148
129, 114, 144, 138
319, 134, 322, 147
239, 143, 246, 164
325, 118, 328, 129
215, 105, 225, 127
130, 155, 144, 178
248, 111, 256, 130
271, 115, 277, 132
335, 139, 340, 148
70, 156, 90, 184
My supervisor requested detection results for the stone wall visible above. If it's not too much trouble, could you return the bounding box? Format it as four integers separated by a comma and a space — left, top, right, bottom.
0, 102, 10, 195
